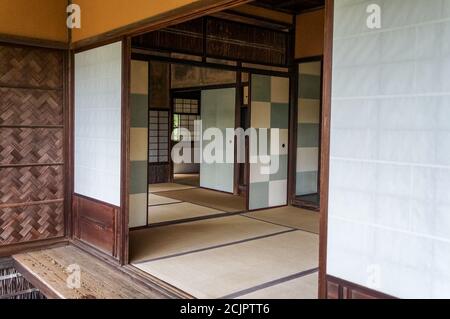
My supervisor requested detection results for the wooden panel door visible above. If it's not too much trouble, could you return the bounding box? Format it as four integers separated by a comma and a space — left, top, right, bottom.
0, 44, 65, 246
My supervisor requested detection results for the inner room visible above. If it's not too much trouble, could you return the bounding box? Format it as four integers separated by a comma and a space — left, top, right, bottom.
128, 0, 325, 299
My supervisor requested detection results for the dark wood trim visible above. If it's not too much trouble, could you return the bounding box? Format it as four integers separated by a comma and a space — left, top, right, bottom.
295, 55, 324, 63
132, 51, 290, 78
223, 8, 294, 29
318, 0, 334, 300
120, 37, 132, 265
0, 162, 63, 169
0, 34, 68, 50
0, 85, 63, 92
168, 63, 175, 184
0, 238, 69, 259
326, 275, 396, 299
0, 125, 63, 129
245, 74, 252, 211
71, 0, 252, 51
291, 198, 320, 212
289, 55, 323, 211
0, 199, 64, 210
171, 82, 237, 93
141, 210, 245, 230
287, 16, 297, 205
66, 49, 75, 240
146, 61, 152, 226
63, 48, 71, 240
234, 67, 242, 195
212, 10, 293, 32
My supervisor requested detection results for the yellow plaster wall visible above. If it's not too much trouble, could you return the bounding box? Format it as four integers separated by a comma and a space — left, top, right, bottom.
71, 0, 201, 42
0, 0, 68, 42
295, 9, 324, 59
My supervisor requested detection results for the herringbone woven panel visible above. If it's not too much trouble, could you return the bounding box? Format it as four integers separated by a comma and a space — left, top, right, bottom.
0, 128, 63, 165
0, 44, 65, 245
0, 88, 63, 126
0, 46, 62, 89
0, 166, 63, 204
0, 203, 64, 245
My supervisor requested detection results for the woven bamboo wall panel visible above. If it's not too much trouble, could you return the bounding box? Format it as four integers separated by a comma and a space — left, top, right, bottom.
0, 128, 63, 165
0, 202, 64, 245
0, 166, 63, 205
0, 44, 65, 247
0, 46, 63, 89
0, 88, 63, 126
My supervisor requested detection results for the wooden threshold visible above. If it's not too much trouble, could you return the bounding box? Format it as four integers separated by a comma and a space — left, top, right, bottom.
12, 245, 176, 299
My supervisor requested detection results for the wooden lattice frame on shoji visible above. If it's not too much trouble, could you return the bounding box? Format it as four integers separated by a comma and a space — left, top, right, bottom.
0, 44, 65, 246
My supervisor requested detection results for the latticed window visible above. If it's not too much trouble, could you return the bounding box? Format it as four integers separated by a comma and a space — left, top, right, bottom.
149, 110, 169, 163
172, 98, 200, 142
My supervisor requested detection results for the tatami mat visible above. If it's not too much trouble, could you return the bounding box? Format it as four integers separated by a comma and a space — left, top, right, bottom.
148, 202, 225, 225
134, 231, 319, 299
148, 193, 181, 206
149, 183, 196, 193
130, 215, 290, 263
244, 206, 320, 234
158, 188, 246, 213
236, 272, 319, 299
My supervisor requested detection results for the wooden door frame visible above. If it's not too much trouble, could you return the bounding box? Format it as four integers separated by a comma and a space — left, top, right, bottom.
66, 0, 335, 299
318, 0, 334, 299
68, 36, 131, 266
121, 0, 335, 299
290, 55, 323, 212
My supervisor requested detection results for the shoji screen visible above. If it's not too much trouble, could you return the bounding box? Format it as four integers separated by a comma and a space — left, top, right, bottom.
249, 75, 289, 210
200, 88, 236, 193
74, 42, 122, 206
329, 0, 450, 298
129, 60, 149, 228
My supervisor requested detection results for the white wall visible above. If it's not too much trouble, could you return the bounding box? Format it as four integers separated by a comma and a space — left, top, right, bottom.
328, 0, 450, 298
74, 42, 123, 206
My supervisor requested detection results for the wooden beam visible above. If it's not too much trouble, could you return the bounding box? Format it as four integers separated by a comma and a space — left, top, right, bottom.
0, 33, 68, 50
71, 0, 252, 50
318, 0, 334, 300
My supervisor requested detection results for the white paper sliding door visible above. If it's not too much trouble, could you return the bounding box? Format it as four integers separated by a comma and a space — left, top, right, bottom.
328, 0, 450, 298
74, 42, 123, 206
200, 88, 236, 193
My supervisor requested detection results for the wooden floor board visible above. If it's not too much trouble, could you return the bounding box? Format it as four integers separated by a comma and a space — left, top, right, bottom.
13, 245, 169, 299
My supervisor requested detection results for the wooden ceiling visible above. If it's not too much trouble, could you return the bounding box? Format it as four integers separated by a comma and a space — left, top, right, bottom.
252, 0, 325, 14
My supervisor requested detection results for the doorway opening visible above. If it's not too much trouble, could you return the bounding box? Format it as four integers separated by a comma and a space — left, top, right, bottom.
127, 0, 325, 299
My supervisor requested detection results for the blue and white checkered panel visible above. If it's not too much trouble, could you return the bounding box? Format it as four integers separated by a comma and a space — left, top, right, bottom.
249, 75, 290, 210
129, 60, 149, 228
297, 61, 321, 196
